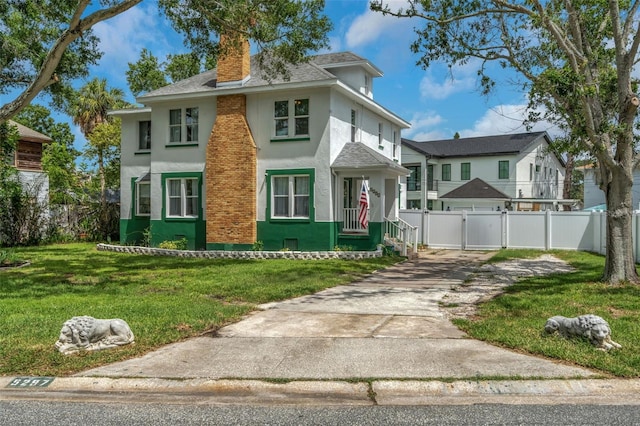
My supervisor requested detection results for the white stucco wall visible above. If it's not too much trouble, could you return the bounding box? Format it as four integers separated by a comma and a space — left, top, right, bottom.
119, 109, 151, 220
583, 168, 640, 210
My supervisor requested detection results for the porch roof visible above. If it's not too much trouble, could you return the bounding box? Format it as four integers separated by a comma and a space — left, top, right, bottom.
331, 142, 410, 176
441, 178, 510, 200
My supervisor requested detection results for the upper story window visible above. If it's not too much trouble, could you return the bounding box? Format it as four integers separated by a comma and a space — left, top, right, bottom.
442, 164, 451, 181
461, 162, 470, 180
272, 175, 310, 218
378, 123, 383, 146
169, 108, 199, 144
274, 99, 309, 138
392, 130, 398, 158
407, 165, 421, 191
350, 109, 357, 142
138, 121, 151, 150
499, 160, 510, 179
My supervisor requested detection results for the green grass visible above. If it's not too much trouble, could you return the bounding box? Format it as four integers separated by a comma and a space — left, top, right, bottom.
455, 249, 640, 378
0, 243, 401, 376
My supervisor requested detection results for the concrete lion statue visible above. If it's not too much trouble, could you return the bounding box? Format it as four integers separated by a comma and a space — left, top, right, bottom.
544, 314, 621, 351
55, 316, 135, 355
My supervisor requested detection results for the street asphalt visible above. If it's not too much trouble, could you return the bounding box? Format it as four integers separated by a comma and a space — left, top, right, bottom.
2, 249, 639, 405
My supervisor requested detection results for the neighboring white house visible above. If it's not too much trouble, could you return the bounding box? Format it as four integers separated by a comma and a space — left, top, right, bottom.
582, 165, 640, 210
112, 41, 410, 251
401, 132, 572, 211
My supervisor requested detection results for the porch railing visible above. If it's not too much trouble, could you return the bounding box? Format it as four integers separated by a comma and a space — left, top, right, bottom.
342, 207, 368, 233
384, 216, 418, 257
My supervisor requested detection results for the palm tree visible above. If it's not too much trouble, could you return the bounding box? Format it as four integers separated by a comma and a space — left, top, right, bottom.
71, 78, 127, 239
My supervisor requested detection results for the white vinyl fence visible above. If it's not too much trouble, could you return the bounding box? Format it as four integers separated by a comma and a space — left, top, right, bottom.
400, 210, 640, 262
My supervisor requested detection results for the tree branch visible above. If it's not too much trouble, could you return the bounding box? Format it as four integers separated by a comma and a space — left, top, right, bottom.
0, 0, 142, 122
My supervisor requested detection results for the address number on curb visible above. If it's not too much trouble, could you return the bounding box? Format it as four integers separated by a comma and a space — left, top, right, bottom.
6, 377, 55, 388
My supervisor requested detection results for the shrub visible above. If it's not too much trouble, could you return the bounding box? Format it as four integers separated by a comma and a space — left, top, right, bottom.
158, 238, 188, 250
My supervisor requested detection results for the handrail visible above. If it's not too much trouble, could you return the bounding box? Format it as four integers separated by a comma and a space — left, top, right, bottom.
384, 216, 418, 257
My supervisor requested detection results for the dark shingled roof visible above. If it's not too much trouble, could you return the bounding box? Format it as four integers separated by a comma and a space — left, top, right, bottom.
332, 142, 410, 175
440, 178, 510, 200
402, 132, 548, 158
139, 51, 374, 100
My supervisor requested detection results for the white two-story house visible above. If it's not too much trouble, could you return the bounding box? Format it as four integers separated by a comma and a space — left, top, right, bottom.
401, 132, 568, 211
113, 39, 410, 251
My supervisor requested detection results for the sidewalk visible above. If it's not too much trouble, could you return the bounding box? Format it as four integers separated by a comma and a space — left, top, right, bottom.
3, 250, 638, 405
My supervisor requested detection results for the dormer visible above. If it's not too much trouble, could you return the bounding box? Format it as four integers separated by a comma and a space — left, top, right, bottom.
312, 52, 382, 99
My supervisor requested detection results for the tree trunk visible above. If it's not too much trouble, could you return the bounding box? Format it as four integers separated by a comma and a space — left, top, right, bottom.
603, 168, 639, 284
562, 154, 574, 211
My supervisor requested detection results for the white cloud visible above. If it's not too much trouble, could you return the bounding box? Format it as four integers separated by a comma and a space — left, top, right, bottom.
459, 103, 562, 138
344, 1, 415, 49
403, 111, 445, 139
418, 59, 483, 100
419, 73, 476, 100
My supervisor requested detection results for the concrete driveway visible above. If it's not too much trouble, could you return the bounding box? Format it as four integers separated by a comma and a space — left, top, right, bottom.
81, 250, 595, 380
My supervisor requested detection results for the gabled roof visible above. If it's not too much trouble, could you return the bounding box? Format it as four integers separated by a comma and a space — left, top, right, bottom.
9, 120, 52, 143
139, 52, 372, 100
331, 142, 410, 176
130, 51, 409, 128
440, 178, 510, 200
402, 132, 549, 159
312, 52, 383, 77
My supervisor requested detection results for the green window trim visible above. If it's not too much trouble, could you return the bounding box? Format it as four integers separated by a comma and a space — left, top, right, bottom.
461, 162, 470, 180
266, 168, 315, 222
165, 143, 199, 148
270, 137, 311, 143
499, 160, 510, 179
134, 151, 151, 155
442, 164, 451, 181
160, 172, 203, 220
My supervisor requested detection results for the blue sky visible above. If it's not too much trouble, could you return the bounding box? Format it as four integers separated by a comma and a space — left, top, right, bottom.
19, 0, 559, 153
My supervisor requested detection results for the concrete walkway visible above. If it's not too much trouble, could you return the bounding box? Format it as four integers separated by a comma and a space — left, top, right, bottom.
7, 250, 636, 406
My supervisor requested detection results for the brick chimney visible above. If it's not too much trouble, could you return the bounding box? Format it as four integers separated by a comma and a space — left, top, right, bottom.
216, 34, 251, 84
205, 35, 257, 248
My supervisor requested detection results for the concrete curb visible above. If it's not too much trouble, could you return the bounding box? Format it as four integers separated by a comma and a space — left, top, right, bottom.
2, 377, 640, 406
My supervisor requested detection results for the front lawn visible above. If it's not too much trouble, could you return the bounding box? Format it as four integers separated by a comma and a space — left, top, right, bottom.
0, 243, 401, 376
456, 249, 640, 377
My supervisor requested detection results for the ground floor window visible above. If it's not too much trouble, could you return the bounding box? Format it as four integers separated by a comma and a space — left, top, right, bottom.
272, 175, 310, 218
407, 199, 421, 209
136, 181, 151, 216
267, 169, 314, 220
166, 177, 199, 218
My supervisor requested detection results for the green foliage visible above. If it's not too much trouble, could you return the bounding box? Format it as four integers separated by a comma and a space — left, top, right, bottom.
126, 48, 169, 97
333, 245, 354, 251
251, 240, 264, 251
0, 0, 140, 120
0, 243, 400, 375
164, 52, 206, 83
0, 249, 24, 266
142, 227, 152, 247
159, 0, 331, 81
370, 0, 640, 282
459, 250, 640, 377
158, 238, 188, 250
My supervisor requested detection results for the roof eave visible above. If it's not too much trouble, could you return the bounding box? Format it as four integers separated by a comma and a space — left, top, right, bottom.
137, 79, 339, 105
